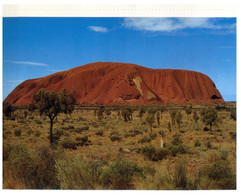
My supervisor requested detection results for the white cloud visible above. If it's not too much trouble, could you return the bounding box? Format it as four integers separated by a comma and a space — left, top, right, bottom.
4, 60, 47, 66
123, 18, 235, 32
88, 26, 108, 33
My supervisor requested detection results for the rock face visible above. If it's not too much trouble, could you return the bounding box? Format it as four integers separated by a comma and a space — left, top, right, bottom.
4, 62, 224, 105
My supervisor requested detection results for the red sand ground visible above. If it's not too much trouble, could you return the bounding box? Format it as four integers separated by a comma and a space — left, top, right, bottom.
4, 62, 224, 105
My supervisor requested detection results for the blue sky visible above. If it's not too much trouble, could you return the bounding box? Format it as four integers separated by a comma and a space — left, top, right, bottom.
3, 17, 236, 101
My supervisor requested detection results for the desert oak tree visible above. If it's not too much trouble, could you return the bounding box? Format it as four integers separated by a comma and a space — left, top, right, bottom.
33, 88, 76, 144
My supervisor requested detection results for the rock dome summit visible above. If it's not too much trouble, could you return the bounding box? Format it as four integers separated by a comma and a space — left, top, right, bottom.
4, 62, 224, 105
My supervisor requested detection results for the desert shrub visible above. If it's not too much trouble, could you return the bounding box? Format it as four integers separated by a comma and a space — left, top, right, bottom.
102, 159, 143, 189
110, 135, 122, 142
35, 119, 42, 124
69, 125, 75, 130
75, 126, 89, 133
61, 138, 76, 149
3, 142, 11, 161
3, 102, 16, 119
76, 135, 89, 144
171, 134, 182, 146
78, 116, 88, 121
17, 119, 25, 124
35, 130, 41, 137
138, 135, 151, 144
194, 139, 201, 147
149, 133, 157, 140
230, 109, 236, 121
14, 129, 21, 137
203, 127, 209, 131
54, 129, 64, 137
27, 129, 33, 136
205, 140, 212, 149
96, 130, 104, 136
219, 147, 229, 160
105, 110, 111, 116
133, 128, 143, 135
168, 145, 179, 157
174, 159, 187, 189
229, 132, 236, 139
143, 166, 156, 176
55, 156, 103, 189
155, 148, 170, 160
141, 145, 156, 161
124, 130, 136, 138
28, 116, 35, 120
7, 143, 59, 189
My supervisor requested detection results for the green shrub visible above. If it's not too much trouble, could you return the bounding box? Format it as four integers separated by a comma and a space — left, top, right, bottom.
174, 159, 187, 189
168, 145, 179, 157
7, 144, 59, 189
96, 130, 104, 136
102, 159, 143, 189
138, 135, 151, 144
14, 129, 21, 137
155, 148, 170, 160
110, 135, 122, 142
205, 140, 212, 149
171, 134, 182, 146
35, 119, 42, 124
194, 139, 201, 147
219, 148, 229, 160
55, 156, 103, 189
69, 125, 75, 129
27, 129, 33, 136
149, 133, 157, 140
61, 138, 76, 149
141, 146, 156, 161
75, 135, 89, 144
35, 130, 41, 137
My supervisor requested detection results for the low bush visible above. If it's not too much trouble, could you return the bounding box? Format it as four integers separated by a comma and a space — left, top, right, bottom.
168, 145, 179, 157
110, 135, 122, 142
75, 135, 89, 144
55, 156, 103, 189
102, 159, 143, 189
194, 139, 201, 147
205, 140, 212, 149
75, 126, 89, 133
138, 136, 151, 144
171, 134, 182, 146
155, 148, 170, 160
61, 138, 76, 149
203, 127, 209, 131
149, 133, 157, 140
35, 119, 42, 124
174, 159, 187, 189
140, 146, 156, 161
95, 130, 104, 136
35, 130, 41, 137
14, 129, 21, 137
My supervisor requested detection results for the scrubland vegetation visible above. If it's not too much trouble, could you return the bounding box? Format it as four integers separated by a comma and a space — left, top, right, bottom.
3, 101, 236, 190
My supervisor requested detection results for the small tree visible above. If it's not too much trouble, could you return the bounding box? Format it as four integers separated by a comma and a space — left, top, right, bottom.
146, 111, 155, 132
230, 109, 236, 121
184, 105, 192, 121
121, 108, 133, 122
193, 111, 199, 129
33, 88, 76, 144
139, 108, 146, 120
200, 107, 218, 131
3, 102, 16, 119
156, 111, 160, 126
176, 111, 183, 131
160, 106, 166, 119
170, 111, 177, 127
